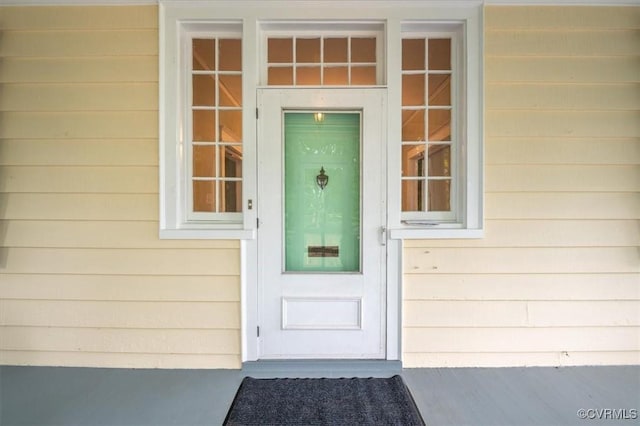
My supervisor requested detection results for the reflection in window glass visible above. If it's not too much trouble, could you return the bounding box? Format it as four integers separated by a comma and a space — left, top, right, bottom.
428, 180, 451, 211
192, 110, 216, 142
324, 66, 348, 85
402, 38, 424, 70
192, 39, 215, 70
192, 75, 216, 106
428, 74, 451, 106
428, 39, 451, 71
218, 74, 242, 106
297, 66, 321, 85
351, 66, 376, 85
219, 39, 242, 71
402, 144, 424, 177
266, 35, 379, 86
193, 180, 216, 212
402, 110, 425, 142
193, 145, 216, 177
221, 146, 243, 178
268, 38, 293, 63
191, 38, 242, 214
351, 37, 376, 63
428, 109, 451, 142
402, 74, 425, 106
324, 38, 348, 63
268, 66, 293, 85
401, 35, 453, 213
296, 38, 321, 63
401, 180, 424, 212
223, 181, 242, 213
428, 145, 451, 177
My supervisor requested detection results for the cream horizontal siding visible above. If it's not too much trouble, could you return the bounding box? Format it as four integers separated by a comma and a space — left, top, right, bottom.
0, 352, 240, 370
404, 301, 640, 327
2, 248, 240, 276
404, 248, 638, 274
0, 6, 242, 369
0, 300, 240, 329
1, 221, 239, 249
485, 86, 640, 111
0, 112, 157, 139
404, 274, 640, 301
0, 85, 158, 112
1, 328, 240, 355
486, 57, 639, 83
403, 6, 640, 368
2, 4, 638, 370
485, 29, 640, 56
0, 6, 157, 30
484, 6, 640, 29
487, 139, 639, 165
487, 193, 639, 219
1, 166, 157, 193
0, 140, 157, 166
0, 30, 158, 57
404, 328, 639, 353
0, 275, 239, 302
1, 193, 158, 221
0, 57, 158, 83
406, 220, 639, 247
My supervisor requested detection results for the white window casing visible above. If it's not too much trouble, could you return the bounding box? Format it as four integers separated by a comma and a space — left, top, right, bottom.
391, 19, 483, 239
160, 13, 256, 239
159, 1, 483, 240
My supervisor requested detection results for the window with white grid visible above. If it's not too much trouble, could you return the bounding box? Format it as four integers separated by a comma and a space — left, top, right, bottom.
261, 24, 384, 86
189, 36, 243, 219
401, 28, 460, 224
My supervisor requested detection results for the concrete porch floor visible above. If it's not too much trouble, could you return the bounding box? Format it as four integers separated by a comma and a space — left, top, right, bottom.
1, 365, 638, 425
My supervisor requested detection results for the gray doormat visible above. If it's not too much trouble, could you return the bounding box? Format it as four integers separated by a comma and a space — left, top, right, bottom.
223, 375, 425, 425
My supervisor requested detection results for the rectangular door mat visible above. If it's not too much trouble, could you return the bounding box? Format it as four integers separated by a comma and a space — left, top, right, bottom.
223, 375, 425, 425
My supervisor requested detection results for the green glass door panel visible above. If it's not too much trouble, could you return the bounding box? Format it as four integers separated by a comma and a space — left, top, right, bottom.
284, 112, 361, 272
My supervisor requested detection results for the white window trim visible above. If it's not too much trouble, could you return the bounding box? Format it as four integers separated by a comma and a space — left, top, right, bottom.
185, 30, 243, 223
400, 26, 461, 224
387, 11, 484, 239
159, 7, 257, 239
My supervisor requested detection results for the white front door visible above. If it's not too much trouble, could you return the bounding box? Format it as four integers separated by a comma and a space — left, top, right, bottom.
257, 88, 387, 359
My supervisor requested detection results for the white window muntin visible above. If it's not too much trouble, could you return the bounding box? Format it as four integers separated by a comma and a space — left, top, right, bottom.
181, 24, 243, 224
400, 25, 464, 226
259, 22, 386, 86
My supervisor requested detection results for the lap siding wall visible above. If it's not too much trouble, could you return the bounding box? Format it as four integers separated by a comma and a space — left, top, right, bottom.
0, 4, 638, 369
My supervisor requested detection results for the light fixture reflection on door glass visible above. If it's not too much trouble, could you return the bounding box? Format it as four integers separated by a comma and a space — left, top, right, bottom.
314, 112, 325, 123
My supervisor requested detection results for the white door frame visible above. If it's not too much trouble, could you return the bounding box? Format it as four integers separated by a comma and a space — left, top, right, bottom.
257, 88, 385, 359
242, 87, 401, 362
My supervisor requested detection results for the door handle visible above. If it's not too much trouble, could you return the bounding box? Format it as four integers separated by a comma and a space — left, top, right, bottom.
380, 226, 387, 246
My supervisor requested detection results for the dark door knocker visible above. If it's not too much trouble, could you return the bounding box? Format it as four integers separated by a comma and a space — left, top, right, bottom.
316, 166, 328, 190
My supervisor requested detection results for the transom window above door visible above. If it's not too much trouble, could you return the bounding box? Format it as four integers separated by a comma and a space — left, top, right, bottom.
260, 22, 385, 86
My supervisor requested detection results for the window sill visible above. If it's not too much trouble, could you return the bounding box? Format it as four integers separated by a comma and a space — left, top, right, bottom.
389, 227, 483, 240
160, 228, 256, 240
